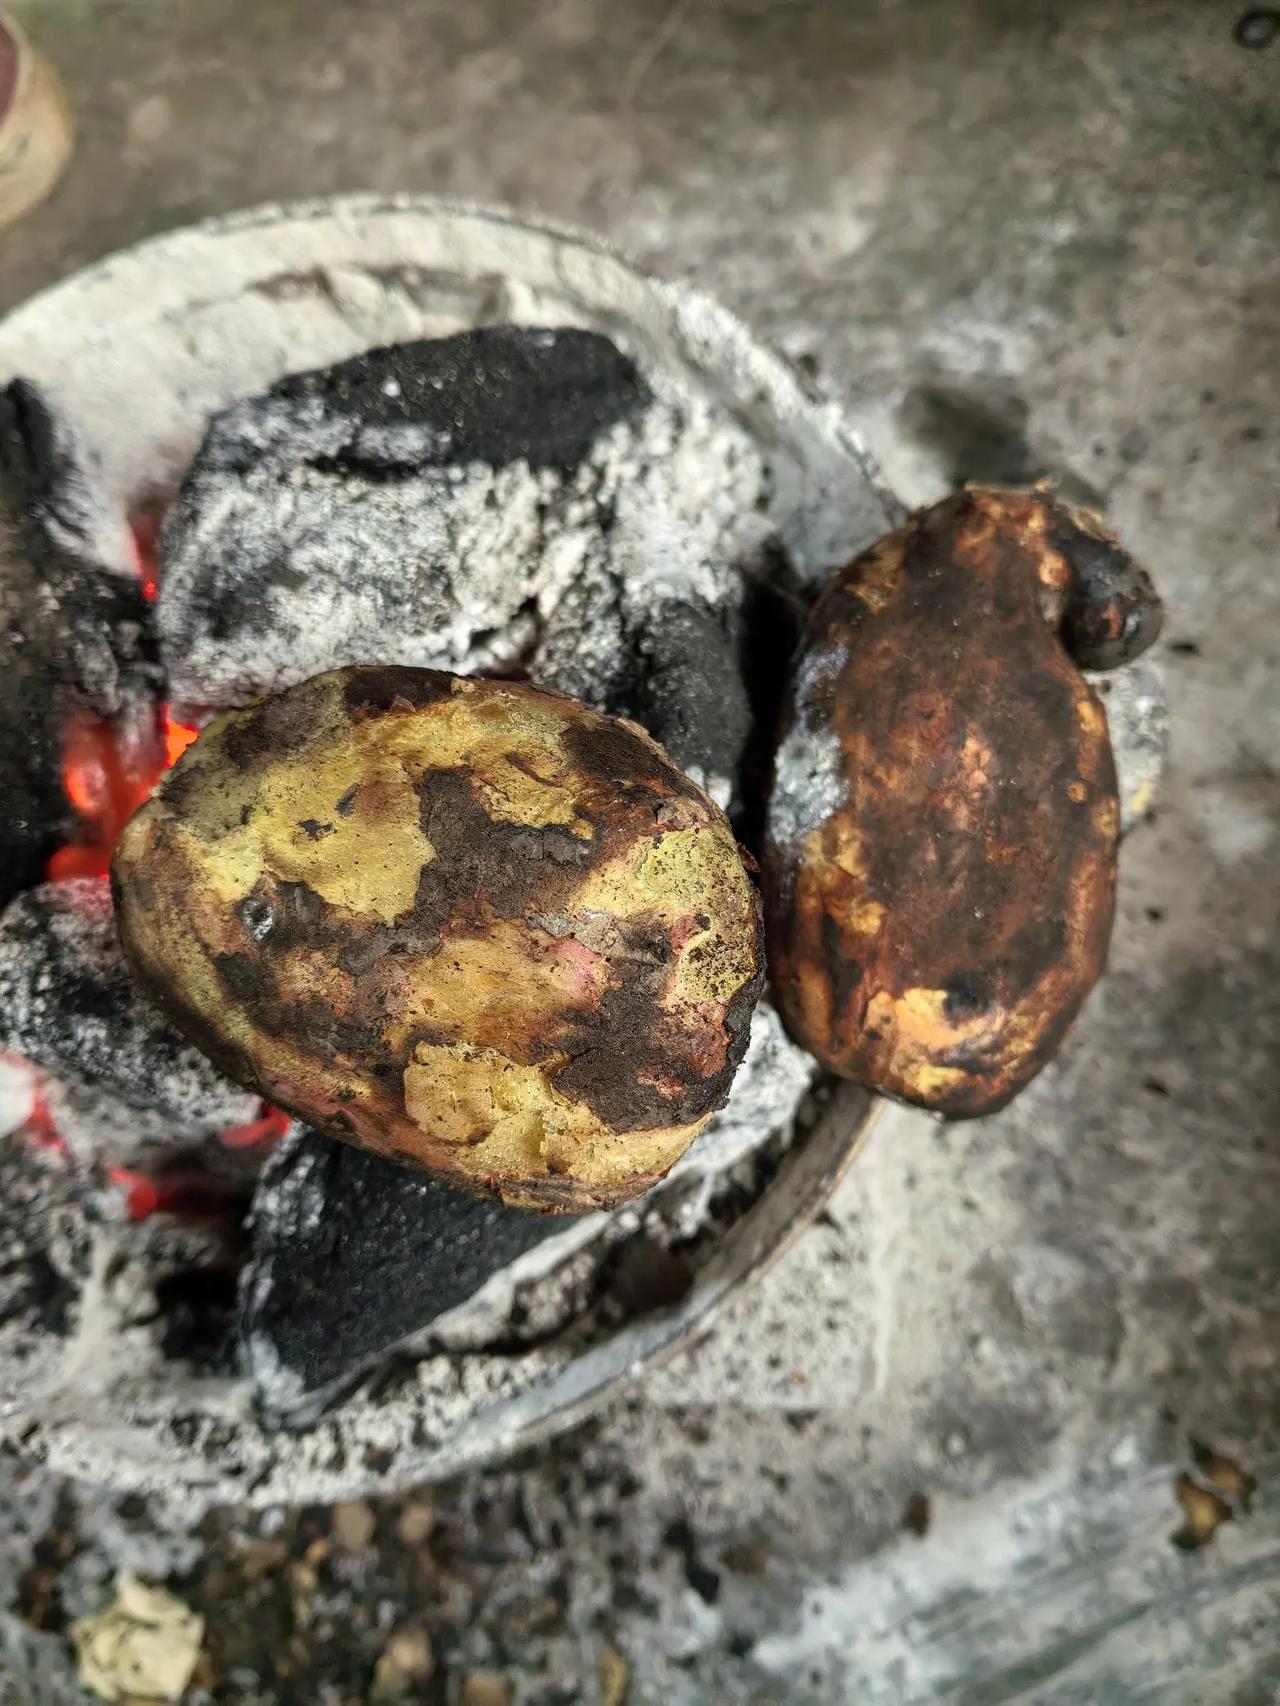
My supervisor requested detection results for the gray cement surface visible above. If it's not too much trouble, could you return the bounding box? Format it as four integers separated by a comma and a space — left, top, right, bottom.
1, 1, 1278, 1701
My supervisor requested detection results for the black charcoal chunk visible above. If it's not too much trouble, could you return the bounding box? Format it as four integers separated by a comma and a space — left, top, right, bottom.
155, 324, 776, 816
157, 327, 654, 713
265, 325, 650, 474
0, 381, 160, 905
241, 1129, 580, 1429
603, 598, 754, 806
0, 879, 258, 1164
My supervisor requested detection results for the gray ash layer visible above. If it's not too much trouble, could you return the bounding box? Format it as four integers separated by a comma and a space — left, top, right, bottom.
0, 381, 160, 905
0, 1142, 85, 1360
0, 878, 259, 1166
157, 326, 782, 811
241, 1004, 817, 1433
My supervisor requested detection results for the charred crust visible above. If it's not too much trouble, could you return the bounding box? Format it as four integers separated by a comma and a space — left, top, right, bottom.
769, 486, 1122, 1115
1047, 506, 1164, 669
561, 713, 708, 806
412, 769, 594, 933
340, 664, 455, 718
942, 970, 994, 1022
223, 682, 329, 770
822, 912, 863, 1024
215, 951, 277, 1004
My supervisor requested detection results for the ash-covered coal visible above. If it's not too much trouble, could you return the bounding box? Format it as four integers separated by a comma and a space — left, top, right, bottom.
0, 879, 258, 1166
241, 1131, 585, 1429
0, 1142, 85, 1356
240, 1003, 817, 1430
0, 382, 160, 904
157, 327, 781, 813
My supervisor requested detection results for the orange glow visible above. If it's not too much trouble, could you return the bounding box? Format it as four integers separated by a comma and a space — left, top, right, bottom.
26, 1090, 68, 1154
47, 514, 196, 881
48, 702, 201, 884
47, 708, 162, 883
2, 1057, 68, 1156
130, 514, 160, 603
163, 711, 199, 766
219, 1104, 292, 1150
108, 1165, 161, 1221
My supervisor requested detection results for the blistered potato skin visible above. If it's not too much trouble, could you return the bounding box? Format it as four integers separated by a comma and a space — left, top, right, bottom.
765, 487, 1149, 1117
113, 667, 764, 1210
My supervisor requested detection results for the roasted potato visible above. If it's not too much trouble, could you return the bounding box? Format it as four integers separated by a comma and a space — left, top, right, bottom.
113, 666, 764, 1209
766, 486, 1162, 1117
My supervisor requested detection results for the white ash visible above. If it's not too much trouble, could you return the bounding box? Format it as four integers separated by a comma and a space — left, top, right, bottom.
0, 1053, 38, 1138
1086, 655, 1169, 833
765, 641, 850, 883
0, 879, 259, 1167
0, 1141, 85, 1374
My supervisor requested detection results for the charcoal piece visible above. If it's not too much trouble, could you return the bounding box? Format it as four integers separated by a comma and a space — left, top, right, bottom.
265, 325, 650, 473
0, 381, 160, 904
157, 326, 654, 714
602, 598, 754, 808
0, 879, 258, 1164
155, 324, 776, 815
241, 1129, 580, 1428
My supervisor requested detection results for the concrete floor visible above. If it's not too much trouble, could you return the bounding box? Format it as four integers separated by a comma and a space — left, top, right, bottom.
2, 1, 1279, 1702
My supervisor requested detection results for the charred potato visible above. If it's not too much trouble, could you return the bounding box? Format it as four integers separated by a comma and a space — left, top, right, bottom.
766, 486, 1162, 1117
113, 666, 764, 1210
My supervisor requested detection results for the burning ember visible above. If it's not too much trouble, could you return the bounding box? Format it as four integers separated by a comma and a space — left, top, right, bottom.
19, 523, 280, 1212
45, 526, 197, 883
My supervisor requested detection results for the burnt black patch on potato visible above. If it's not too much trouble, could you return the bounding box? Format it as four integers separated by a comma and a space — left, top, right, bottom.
555, 894, 765, 1131
942, 970, 995, 1022
341, 665, 455, 719
561, 713, 709, 806
1049, 505, 1164, 670
411, 770, 596, 934
222, 680, 331, 771
215, 952, 277, 1004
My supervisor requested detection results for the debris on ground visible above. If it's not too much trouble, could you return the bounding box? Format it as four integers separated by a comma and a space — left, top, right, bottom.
371, 1623, 434, 1700
70, 1573, 204, 1704
459, 1670, 514, 1706
1190, 1440, 1257, 1512
1171, 1472, 1234, 1552
330, 1501, 378, 1553
599, 1640, 629, 1706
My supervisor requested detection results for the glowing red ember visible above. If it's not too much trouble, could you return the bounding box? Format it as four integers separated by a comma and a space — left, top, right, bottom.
219, 1105, 292, 1150
27, 519, 281, 1213
47, 521, 197, 881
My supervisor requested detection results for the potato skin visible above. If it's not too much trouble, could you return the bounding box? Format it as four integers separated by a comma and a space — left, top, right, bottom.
765, 486, 1147, 1117
113, 667, 764, 1210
